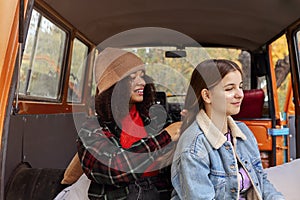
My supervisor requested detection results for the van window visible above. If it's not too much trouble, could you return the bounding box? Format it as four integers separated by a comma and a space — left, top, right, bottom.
128, 47, 250, 94
296, 31, 300, 68
90, 49, 99, 97
67, 38, 89, 103
19, 9, 67, 100
270, 35, 290, 112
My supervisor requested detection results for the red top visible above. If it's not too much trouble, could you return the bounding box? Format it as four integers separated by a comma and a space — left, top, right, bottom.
120, 105, 159, 177
120, 104, 148, 148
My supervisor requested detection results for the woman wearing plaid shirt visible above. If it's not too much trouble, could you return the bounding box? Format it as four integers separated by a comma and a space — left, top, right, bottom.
77, 48, 181, 200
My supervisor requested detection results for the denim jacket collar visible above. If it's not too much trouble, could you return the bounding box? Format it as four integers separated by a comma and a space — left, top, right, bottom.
196, 109, 247, 149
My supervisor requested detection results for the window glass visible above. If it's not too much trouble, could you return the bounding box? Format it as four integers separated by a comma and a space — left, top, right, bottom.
270, 35, 290, 112
86, 49, 98, 116
91, 49, 99, 97
126, 47, 250, 104
297, 31, 300, 59
257, 75, 269, 118
204, 48, 251, 90
67, 38, 89, 103
93, 47, 250, 118
19, 9, 66, 100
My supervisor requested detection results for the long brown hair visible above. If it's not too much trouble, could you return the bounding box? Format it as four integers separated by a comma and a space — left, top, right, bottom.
181, 59, 242, 132
95, 74, 156, 126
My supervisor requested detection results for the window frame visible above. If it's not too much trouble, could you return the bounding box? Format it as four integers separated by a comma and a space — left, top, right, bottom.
16, 2, 95, 114
67, 37, 90, 104
18, 6, 70, 102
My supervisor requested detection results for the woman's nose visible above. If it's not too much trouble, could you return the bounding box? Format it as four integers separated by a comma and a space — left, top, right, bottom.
235, 88, 244, 98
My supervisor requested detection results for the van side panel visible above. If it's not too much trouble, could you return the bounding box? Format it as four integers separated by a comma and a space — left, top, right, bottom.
0, 0, 21, 144
4, 113, 86, 185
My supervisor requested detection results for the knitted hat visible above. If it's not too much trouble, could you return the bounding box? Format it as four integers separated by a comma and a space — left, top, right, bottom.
94, 47, 145, 94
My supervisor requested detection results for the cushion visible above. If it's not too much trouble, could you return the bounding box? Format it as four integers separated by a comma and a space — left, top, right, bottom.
5, 163, 67, 199
233, 89, 264, 119
61, 153, 84, 185
265, 158, 300, 200
55, 174, 90, 200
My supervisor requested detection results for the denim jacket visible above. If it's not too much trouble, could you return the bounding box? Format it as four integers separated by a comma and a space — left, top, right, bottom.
171, 110, 285, 200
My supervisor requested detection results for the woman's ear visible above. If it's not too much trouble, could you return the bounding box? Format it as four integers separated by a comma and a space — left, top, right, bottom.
201, 89, 211, 103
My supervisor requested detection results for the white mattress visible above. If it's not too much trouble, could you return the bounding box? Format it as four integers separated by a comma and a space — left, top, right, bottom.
265, 158, 300, 200
54, 174, 90, 200
55, 159, 300, 200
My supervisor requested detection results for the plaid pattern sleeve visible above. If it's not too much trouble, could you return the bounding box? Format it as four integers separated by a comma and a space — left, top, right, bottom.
77, 117, 173, 186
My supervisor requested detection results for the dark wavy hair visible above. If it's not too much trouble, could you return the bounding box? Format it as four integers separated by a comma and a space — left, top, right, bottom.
95, 74, 156, 126
181, 59, 243, 132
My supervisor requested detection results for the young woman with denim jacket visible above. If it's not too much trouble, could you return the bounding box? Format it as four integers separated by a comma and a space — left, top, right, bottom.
171, 59, 285, 200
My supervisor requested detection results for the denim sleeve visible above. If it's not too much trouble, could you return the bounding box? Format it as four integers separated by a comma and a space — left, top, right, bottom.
172, 148, 215, 199
262, 171, 285, 200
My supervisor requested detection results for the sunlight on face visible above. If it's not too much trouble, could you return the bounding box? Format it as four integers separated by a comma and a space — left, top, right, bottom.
129, 70, 146, 104
209, 70, 244, 116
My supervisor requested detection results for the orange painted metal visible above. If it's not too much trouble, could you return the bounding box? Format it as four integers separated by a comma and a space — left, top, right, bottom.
268, 46, 281, 122
17, 101, 87, 114
10, 0, 95, 116
284, 79, 295, 116
267, 45, 290, 165
241, 119, 273, 151
275, 136, 288, 165
0, 0, 27, 147
241, 119, 289, 166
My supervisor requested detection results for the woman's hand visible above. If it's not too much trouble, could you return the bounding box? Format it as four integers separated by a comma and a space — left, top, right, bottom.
180, 109, 188, 117
164, 121, 182, 141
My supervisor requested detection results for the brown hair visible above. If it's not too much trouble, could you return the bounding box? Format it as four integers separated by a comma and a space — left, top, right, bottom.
181, 59, 242, 132
95, 74, 156, 127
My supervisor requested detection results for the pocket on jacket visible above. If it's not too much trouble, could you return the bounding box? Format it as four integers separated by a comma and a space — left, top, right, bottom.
209, 173, 226, 199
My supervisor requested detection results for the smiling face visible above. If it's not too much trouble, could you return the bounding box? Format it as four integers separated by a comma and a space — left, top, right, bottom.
203, 70, 244, 117
221, 70, 244, 116
129, 70, 146, 104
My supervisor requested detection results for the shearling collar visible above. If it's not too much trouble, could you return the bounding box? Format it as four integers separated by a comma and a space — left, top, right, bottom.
196, 109, 247, 149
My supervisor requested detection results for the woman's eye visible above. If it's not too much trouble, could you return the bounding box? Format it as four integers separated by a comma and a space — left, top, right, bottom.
225, 88, 233, 91
130, 75, 136, 79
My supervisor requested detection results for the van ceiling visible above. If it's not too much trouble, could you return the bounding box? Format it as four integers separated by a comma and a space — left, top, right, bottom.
41, 0, 300, 51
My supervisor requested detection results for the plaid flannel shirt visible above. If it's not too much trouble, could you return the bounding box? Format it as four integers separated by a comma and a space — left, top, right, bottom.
77, 117, 174, 199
